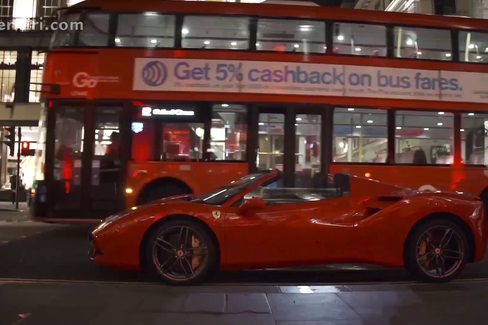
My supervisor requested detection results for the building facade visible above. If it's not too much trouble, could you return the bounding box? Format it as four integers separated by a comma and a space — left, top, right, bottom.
0, 0, 83, 192
354, 0, 488, 18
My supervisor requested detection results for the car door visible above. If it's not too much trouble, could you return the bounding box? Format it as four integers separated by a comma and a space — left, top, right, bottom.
223, 195, 349, 269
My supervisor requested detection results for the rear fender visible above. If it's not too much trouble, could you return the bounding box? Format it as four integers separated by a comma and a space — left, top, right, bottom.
354, 196, 478, 267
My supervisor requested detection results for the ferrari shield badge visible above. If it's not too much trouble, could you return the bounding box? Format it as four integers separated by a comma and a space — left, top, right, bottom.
212, 210, 221, 220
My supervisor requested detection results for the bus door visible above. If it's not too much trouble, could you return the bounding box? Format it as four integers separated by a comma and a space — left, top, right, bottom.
89, 105, 127, 219
256, 105, 326, 188
50, 103, 127, 220
257, 107, 287, 185
51, 104, 85, 218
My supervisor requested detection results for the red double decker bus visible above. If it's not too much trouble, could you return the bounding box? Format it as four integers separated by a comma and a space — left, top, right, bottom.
30, 0, 488, 222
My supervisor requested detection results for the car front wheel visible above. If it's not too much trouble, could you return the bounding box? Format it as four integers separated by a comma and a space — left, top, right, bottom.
405, 219, 469, 283
146, 219, 217, 285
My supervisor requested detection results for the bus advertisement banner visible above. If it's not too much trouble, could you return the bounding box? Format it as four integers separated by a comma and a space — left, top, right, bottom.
133, 58, 488, 104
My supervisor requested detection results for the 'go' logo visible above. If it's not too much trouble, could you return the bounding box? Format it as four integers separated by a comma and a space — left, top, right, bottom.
72, 72, 98, 88
142, 61, 167, 87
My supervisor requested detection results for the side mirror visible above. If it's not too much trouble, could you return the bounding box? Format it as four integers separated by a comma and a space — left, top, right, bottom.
238, 197, 266, 215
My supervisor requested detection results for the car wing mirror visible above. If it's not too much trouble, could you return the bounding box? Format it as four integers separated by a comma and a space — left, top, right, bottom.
237, 197, 266, 215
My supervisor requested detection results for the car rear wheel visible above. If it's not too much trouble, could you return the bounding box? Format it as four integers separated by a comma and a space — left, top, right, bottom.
145, 219, 217, 285
404, 219, 469, 283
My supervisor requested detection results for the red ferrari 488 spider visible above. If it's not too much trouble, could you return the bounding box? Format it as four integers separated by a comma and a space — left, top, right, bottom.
90, 170, 487, 285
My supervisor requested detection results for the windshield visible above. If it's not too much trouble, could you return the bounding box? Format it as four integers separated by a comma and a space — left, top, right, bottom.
50, 13, 81, 48
192, 171, 277, 206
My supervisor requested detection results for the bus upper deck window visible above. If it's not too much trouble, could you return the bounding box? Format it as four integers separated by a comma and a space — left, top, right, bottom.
394, 26, 452, 61
182, 16, 250, 50
333, 23, 386, 57
459, 31, 488, 64
50, 13, 81, 48
78, 13, 110, 47
116, 13, 175, 48
257, 19, 325, 54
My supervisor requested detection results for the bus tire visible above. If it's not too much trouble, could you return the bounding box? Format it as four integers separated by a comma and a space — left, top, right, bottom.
138, 185, 190, 205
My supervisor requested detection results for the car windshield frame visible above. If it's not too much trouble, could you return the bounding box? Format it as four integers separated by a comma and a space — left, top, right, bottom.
192, 170, 278, 206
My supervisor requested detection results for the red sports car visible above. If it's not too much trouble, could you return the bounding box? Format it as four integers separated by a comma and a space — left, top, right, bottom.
89, 170, 487, 285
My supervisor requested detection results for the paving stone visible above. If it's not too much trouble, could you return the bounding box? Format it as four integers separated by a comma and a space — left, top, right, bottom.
135, 293, 188, 312
227, 293, 271, 314
268, 293, 361, 322
280, 285, 352, 294
277, 321, 364, 325
184, 313, 276, 325
16, 307, 104, 325
182, 293, 226, 313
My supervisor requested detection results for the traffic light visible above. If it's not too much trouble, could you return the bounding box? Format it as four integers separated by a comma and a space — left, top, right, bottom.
4, 126, 15, 156
21, 141, 35, 156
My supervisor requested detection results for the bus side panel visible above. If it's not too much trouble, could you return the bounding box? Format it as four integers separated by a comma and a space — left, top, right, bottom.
331, 164, 488, 197
125, 161, 249, 208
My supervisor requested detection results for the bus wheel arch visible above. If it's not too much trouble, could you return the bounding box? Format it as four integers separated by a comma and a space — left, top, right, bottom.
136, 177, 193, 205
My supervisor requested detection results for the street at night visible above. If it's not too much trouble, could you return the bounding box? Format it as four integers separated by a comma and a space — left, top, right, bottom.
2, 206, 488, 284
3, 0, 488, 324
2, 207, 488, 324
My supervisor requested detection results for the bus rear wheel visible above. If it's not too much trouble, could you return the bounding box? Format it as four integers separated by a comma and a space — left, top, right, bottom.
138, 185, 190, 205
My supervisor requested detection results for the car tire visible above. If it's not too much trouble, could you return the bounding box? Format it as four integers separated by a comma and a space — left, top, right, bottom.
138, 185, 190, 205
145, 218, 218, 285
404, 219, 469, 283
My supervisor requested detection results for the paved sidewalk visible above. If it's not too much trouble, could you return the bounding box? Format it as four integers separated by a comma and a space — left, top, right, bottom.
0, 202, 28, 215
1, 279, 487, 325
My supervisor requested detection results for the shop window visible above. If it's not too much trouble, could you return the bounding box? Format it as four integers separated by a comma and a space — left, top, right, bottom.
257, 19, 325, 54
30, 70, 43, 103
210, 104, 247, 161
34, 109, 47, 182
396, 110, 454, 165
258, 113, 284, 170
333, 23, 386, 57
116, 13, 175, 48
461, 112, 488, 165
31, 51, 45, 66
459, 31, 488, 63
182, 16, 249, 50
78, 13, 110, 47
394, 26, 452, 61
0, 50, 17, 65
333, 108, 387, 163
0, 0, 13, 17
434, 0, 456, 15
38, 0, 63, 18
295, 114, 321, 187
0, 69, 15, 102
16, 126, 39, 190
